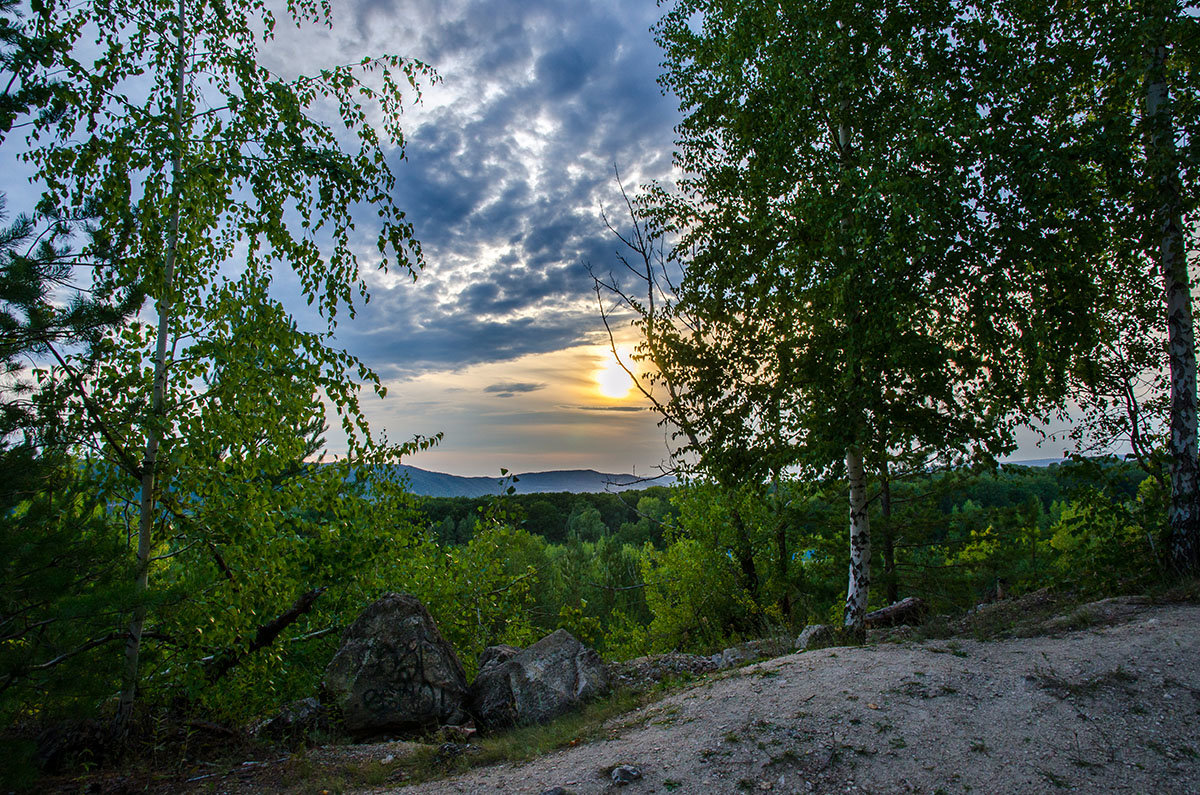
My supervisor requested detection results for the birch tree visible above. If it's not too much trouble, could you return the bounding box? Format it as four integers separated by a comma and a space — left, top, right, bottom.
29, 0, 436, 724
648, 0, 1056, 631
980, 0, 1200, 571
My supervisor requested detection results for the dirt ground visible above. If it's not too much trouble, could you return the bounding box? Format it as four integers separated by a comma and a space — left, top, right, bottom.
386, 598, 1200, 794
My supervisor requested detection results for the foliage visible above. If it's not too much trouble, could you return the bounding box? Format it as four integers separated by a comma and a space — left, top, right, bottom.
0, 0, 442, 724
978, 0, 1200, 568
421, 486, 678, 547
624, 0, 1106, 631
419, 521, 543, 677
639, 536, 755, 654
0, 0, 141, 722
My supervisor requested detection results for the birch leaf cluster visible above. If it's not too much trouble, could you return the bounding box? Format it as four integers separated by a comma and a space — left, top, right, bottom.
22, 0, 439, 720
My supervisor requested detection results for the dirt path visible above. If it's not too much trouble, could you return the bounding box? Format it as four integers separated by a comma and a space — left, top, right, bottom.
387, 601, 1200, 794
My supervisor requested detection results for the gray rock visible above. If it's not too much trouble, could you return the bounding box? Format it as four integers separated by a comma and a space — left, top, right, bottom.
469, 628, 610, 730
717, 645, 750, 669
611, 764, 643, 784
607, 651, 717, 693
796, 624, 835, 651
716, 637, 793, 669
477, 643, 520, 671
322, 593, 469, 736
253, 697, 328, 743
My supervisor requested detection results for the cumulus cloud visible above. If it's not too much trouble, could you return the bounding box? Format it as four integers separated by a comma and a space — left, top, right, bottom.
277, 0, 682, 380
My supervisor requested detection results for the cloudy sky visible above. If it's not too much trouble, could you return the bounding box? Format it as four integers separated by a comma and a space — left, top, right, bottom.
259, 0, 685, 476
248, 0, 1080, 477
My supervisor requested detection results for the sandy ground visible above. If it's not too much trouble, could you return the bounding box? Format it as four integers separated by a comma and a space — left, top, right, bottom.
386, 600, 1200, 795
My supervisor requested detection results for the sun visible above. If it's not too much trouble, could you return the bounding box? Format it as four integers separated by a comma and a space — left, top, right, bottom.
595, 354, 634, 399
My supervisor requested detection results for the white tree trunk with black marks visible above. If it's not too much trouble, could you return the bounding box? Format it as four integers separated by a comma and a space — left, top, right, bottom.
1145, 36, 1199, 572
116, 0, 188, 728
844, 445, 871, 631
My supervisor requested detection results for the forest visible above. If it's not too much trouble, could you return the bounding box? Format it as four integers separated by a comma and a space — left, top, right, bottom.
1, 0, 1197, 786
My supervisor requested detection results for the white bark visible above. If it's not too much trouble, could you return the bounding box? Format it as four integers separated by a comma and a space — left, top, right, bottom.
1145, 37, 1199, 572
116, 0, 187, 727
844, 445, 871, 631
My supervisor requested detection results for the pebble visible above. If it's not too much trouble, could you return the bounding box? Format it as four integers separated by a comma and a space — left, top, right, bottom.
612, 765, 643, 785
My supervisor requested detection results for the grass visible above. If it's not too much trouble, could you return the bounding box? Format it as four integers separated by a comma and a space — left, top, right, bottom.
1029, 666, 1137, 700
290, 686, 658, 790
1037, 767, 1071, 788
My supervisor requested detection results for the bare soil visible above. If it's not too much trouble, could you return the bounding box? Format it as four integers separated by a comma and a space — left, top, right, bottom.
389, 596, 1200, 794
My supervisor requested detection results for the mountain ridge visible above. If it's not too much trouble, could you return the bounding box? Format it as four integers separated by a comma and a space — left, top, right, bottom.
395, 464, 671, 497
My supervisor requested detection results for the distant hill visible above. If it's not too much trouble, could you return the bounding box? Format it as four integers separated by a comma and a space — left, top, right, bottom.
394, 465, 672, 498
1001, 457, 1071, 468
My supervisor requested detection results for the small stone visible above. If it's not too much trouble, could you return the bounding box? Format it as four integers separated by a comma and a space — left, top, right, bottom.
381, 754, 394, 764
611, 765, 643, 784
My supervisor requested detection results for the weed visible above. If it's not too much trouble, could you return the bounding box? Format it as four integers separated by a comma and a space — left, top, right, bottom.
664, 779, 683, 791
1030, 666, 1137, 700
1037, 767, 1070, 788
873, 721, 893, 734
769, 749, 800, 765
737, 777, 756, 791
725, 731, 741, 743
912, 614, 954, 641
889, 736, 907, 750
970, 739, 990, 755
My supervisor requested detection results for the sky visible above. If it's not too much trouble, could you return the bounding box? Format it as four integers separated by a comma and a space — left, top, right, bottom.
248, 0, 1084, 477
4, 0, 1082, 479
258, 0, 686, 476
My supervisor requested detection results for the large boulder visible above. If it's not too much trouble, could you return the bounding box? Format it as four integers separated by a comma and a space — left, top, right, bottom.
469, 629, 609, 731
323, 593, 469, 736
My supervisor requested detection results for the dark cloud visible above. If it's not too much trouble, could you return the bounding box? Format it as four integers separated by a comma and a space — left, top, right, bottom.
324, 0, 681, 378
485, 382, 547, 395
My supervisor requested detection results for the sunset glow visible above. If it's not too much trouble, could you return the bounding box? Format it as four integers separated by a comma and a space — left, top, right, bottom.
595, 352, 635, 399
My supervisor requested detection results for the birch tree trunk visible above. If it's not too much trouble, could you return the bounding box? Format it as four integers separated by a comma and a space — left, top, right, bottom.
116, 0, 187, 728
836, 98, 872, 631
1144, 33, 1199, 573
844, 445, 871, 632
